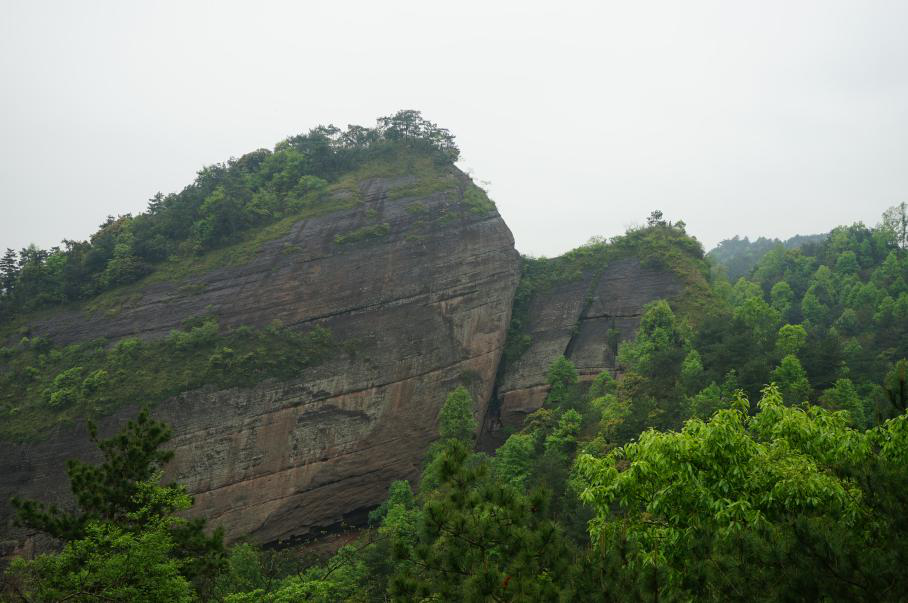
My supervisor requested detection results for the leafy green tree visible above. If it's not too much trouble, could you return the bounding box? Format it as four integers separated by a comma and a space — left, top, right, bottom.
686, 375, 744, 421
617, 299, 691, 385
376, 481, 420, 545
882, 359, 908, 419
770, 278, 795, 317
587, 370, 617, 399
775, 323, 807, 357
730, 277, 763, 306
734, 296, 781, 348
438, 385, 477, 442
0, 248, 18, 294
880, 201, 908, 250
6, 480, 195, 603
376, 110, 459, 161
593, 393, 632, 444
834, 307, 860, 336
212, 543, 270, 600
646, 210, 666, 227
772, 353, 811, 403
98, 230, 147, 288
679, 349, 705, 394
224, 545, 369, 603
491, 433, 536, 489
545, 355, 579, 409
835, 250, 860, 275
358, 480, 423, 598
422, 386, 480, 493
575, 385, 908, 601
821, 377, 867, 428
613, 300, 697, 434
800, 286, 830, 326
543, 409, 583, 460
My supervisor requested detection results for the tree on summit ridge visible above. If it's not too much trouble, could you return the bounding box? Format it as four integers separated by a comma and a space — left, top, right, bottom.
881, 201, 908, 250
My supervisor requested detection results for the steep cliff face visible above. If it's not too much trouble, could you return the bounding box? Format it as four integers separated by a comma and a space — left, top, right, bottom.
0, 162, 519, 550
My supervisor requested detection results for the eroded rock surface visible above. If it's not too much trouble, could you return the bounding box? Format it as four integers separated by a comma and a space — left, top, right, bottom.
0, 169, 519, 549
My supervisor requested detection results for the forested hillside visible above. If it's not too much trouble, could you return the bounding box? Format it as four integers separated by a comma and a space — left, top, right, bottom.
2, 112, 908, 600
703, 205, 908, 423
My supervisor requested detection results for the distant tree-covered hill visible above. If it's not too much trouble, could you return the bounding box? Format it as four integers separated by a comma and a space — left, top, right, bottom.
708, 232, 827, 281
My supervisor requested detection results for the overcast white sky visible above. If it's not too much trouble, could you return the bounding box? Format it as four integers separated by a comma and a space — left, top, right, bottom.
1, 0, 906, 257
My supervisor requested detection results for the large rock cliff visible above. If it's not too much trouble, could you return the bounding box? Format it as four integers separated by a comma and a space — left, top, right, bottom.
0, 149, 713, 558
0, 163, 519, 550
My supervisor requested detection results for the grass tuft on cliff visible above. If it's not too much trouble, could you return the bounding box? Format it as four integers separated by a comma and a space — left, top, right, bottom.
0, 318, 334, 442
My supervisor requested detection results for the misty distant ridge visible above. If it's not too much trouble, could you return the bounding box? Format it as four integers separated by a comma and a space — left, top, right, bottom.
708, 232, 829, 281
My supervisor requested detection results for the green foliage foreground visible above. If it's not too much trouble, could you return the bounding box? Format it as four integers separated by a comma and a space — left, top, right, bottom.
208, 372, 908, 602
575, 384, 908, 601
4, 362, 908, 601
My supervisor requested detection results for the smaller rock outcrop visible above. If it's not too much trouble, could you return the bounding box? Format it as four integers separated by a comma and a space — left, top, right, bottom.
490, 242, 709, 440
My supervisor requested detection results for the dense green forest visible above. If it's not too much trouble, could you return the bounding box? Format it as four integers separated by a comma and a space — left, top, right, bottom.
2, 111, 908, 600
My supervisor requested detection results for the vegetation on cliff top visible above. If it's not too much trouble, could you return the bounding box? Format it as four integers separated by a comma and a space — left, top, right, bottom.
0, 110, 499, 441
0, 111, 461, 324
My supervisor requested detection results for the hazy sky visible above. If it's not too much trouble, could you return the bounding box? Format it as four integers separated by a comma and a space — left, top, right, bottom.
2, 1, 907, 257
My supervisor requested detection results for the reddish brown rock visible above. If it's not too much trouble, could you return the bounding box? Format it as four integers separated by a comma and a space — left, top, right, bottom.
0, 168, 519, 549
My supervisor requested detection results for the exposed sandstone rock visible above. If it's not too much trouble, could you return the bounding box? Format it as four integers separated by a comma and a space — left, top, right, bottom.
0, 168, 519, 549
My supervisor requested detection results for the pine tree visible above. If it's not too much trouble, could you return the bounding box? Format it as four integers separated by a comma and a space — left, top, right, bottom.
11, 408, 226, 594
0, 247, 18, 294
389, 439, 582, 601
438, 386, 477, 442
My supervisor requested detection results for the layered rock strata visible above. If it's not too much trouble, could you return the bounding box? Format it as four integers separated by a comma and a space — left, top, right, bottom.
0, 169, 519, 550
